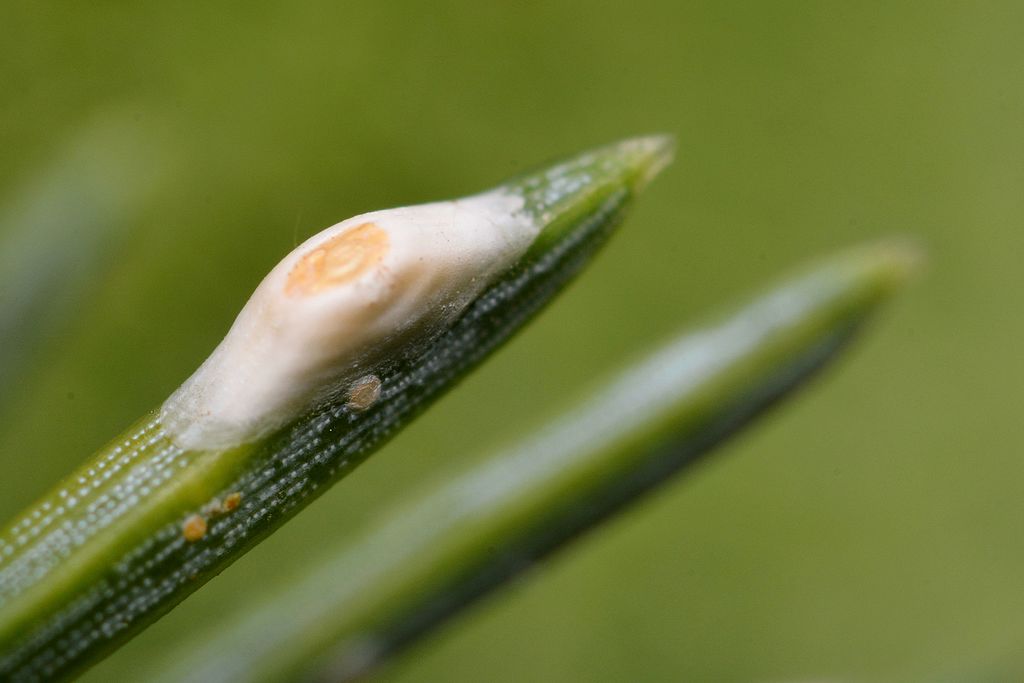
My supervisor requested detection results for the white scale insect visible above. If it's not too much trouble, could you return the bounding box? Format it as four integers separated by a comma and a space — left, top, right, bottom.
160, 189, 540, 451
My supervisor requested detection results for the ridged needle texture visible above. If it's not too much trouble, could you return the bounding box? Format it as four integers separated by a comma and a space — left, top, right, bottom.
148, 240, 920, 683
0, 136, 673, 681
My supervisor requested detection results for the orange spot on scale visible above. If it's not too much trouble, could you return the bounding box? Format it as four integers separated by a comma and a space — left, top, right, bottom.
286, 222, 389, 296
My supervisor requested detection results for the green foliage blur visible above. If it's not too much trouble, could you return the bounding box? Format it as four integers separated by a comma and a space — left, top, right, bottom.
1, 3, 1020, 681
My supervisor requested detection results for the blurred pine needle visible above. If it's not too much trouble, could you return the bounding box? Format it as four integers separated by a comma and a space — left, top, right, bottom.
147, 241, 920, 683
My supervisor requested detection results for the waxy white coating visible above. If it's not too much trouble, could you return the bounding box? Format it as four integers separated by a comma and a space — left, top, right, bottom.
161, 189, 538, 450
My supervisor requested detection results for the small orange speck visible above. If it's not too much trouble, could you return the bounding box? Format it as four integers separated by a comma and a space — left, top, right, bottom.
286, 223, 389, 296
346, 375, 382, 411
182, 514, 207, 542
223, 492, 242, 512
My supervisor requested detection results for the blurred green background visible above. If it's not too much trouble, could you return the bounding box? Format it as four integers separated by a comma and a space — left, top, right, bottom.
1, 2, 1022, 681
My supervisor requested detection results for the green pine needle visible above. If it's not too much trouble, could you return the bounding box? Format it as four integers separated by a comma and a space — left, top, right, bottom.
0, 136, 673, 681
